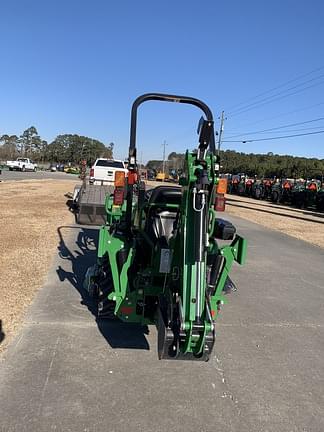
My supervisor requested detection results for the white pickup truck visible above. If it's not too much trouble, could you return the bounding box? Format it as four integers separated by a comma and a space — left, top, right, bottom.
7, 158, 37, 172
89, 158, 128, 185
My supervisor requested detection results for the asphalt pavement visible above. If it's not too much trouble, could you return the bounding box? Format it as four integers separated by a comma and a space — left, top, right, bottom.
0, 169, 77, 181
0, 216, 323, 432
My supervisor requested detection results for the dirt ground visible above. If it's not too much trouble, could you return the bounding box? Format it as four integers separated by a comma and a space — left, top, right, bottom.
0, 179, 76, 353
225, 194, 324, 248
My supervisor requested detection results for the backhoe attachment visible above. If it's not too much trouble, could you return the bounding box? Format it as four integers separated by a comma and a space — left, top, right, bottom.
84, 93, 247, 361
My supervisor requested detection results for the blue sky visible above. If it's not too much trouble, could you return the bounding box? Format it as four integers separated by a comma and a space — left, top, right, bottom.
1, 0, 324, 161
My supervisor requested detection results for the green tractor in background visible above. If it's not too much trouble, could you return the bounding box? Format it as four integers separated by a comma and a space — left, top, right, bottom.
252, 178, 274, 200
316, 186, 324, 211
291, 180, 324, 210
85, 93, 247, 361
271, 179, 294, 204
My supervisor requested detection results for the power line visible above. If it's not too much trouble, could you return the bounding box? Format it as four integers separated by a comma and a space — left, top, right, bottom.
228, 75, 324, 117
239, 125, 324, 135
227, 65, 324, 112
225, 101, 324, 131
222, 130, 324, 143
224, 116, 324, 139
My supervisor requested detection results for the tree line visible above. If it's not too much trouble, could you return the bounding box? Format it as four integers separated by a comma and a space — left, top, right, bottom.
0, 126, 114, 165
146, 150, 324, 179
220, 150, 324, 179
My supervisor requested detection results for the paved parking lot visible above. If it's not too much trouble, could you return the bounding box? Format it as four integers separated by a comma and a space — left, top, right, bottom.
0, 169, 77, 181
0, 215, 323, 432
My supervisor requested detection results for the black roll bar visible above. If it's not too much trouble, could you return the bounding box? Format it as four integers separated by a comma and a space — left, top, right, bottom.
128, 93, 215, 161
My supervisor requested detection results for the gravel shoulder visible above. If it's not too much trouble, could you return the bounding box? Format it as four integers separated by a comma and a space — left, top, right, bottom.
1, 213, 323, 432
147, 181, 324, 248
226, 194, 324, 249
0, 179, 76, 353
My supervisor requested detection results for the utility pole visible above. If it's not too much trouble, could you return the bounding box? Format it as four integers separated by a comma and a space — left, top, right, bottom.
217, 111, 226, 155
162, 140, 168, 175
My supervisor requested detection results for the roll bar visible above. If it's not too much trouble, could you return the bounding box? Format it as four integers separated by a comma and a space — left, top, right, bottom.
128, 93, 216, 161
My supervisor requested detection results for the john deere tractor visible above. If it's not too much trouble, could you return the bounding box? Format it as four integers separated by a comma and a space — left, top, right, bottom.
85, 93, 247, 360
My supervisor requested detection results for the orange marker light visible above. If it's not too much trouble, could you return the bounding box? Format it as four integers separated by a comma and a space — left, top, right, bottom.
127, 171, 137, 185
217, 178, 227, 194
114, 171, 126, 187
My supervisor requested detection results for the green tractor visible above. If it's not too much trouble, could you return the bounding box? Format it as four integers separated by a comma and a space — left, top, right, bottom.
84, 93, 247, 361
291, 180, 324, 210
271, 179, 294, 204
316, 185, 324, 211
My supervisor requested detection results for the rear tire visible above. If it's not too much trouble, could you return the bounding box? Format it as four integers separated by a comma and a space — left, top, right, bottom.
237, 184, 245, 195
293, 192, 305, 209
316, 195, 324, 212
271, 190, 280, 203
254, 187, 262, 200
96, 261, 116, 320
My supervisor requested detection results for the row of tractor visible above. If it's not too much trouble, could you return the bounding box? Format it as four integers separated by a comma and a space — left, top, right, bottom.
226, 175, 324, 211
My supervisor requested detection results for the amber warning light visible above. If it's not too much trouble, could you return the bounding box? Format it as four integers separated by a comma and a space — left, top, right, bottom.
216, 178, 227, 194
114, 171, 126, 187
215, 179, 227, 212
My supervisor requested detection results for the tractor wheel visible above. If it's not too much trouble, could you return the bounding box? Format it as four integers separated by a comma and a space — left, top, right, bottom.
237, 184, 245, 195
96, 262, 116, 319
316, 195, 324, 212
254, 187, 262, 200
294, 192, 305, 209
271, 190, 280, 203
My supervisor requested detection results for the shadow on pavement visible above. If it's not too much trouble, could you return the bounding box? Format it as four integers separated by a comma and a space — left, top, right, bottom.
0, 320, 5, 345
56, 226, 150, 351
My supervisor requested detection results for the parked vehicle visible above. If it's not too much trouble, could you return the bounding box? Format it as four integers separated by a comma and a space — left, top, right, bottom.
89, 158, 128, 185
155, 171, 169, 181
315, 186, 324, 211
271, 179, 294, 203
252, 179, 274, 200
236, 177, 254, 197
6, 158, 37, 172
147, 170, 156, 180
291, 180, 323, 209
251, 180, 263, 199
263, 179, 274, 200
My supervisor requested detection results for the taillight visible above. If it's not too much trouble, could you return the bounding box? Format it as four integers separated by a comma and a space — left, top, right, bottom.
113, 189, 124, 206
214, 194, 226, 212
90, 168, 94, 177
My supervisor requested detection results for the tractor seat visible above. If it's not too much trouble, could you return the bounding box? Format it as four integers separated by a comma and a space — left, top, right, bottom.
148, 185, 182, 205
145, 186, 182, 245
